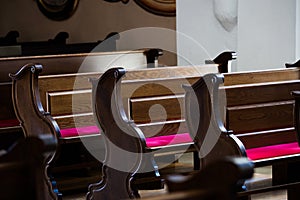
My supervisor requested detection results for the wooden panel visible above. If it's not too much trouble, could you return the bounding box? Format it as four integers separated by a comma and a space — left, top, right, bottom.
0, 49, 149, 82
54, 113, 96, 129
39, 65, 216, 94
123, 65, 218, 80
47, 90, 92, 116
37, 65, 217, 133
224, 81, 300, 106
223, 67, 300, 86
0, 82, 15, 120
137, 120, 188, 138
39, 73, 99, 108
237, 128, 297, 149
122, 77, 199, 99
130, 95, 185, 123
38, 65, 216, 109
226, 101, 294, 134
0, 54, 84, 82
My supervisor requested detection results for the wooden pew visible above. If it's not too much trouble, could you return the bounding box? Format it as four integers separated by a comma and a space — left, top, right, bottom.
86, 67, 226, 199
0, 134, 58, 200
11, 64, 221, 195
0, 48, 162, 149
184, 67, 300, 199
9, 52, 234, 194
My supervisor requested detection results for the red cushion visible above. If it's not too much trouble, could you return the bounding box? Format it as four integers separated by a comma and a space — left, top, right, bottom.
0, 119, 20, 128
60, 126, 100, 138
146, 133, 193, 148
246, 142, 300, 160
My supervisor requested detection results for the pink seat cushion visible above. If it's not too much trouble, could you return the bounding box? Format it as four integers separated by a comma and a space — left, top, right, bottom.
146, 133, 192, 148
0, 119, 20, 128
246, 142, 300, 160
60, 126, 100, 138
60, 126, 192, 148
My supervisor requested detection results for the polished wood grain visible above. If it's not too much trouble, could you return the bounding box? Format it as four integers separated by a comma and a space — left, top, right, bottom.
38, 65, 218, 134
223, 68, 300, 86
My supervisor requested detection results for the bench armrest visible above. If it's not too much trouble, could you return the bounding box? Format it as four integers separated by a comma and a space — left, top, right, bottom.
183, 73, 247, 169
206, 51, 237, 73
285, 59, 300, 68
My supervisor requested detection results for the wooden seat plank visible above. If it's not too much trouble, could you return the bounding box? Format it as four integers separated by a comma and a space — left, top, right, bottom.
224, 80, 300, 106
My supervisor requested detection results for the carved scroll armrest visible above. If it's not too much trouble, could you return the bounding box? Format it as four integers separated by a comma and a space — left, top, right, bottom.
183, 73, 246, 168
143, 48, 164, 68
9, 64, 61, 138
205, 51, 237, 73
89, 67, 161, 199
183, 73, 231, 142
285, 59, 300, 68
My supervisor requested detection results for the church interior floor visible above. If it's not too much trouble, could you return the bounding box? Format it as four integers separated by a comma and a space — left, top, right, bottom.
62, 153, 289, 200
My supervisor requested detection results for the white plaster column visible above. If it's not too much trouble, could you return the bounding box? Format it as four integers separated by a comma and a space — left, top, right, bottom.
176, 0, 237, 68
237, 0, 296, 71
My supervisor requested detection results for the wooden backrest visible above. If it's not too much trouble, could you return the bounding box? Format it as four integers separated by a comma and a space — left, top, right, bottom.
2, 49, 162, 135
2, 48, 162, 82
37, 65, 219, 135
0, 135, 57, 200
222, 68, 300, 148
184, 67, 300, 168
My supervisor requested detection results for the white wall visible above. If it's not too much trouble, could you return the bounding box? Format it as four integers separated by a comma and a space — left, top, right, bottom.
176, 0, 237, 68
177, 0, 298, 71
237, 0, 296, 71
